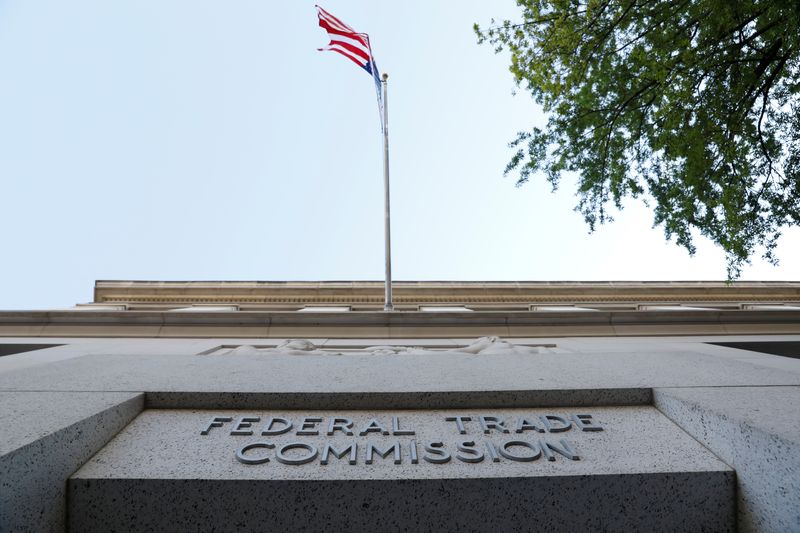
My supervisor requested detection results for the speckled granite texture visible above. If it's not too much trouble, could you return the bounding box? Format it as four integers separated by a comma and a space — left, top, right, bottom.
2, 348, 800, 397
70, 407, 731, 481
68, 474, 734, 533
654, 386, 800, 533
1, 335, 799, 531
68, 406, 734, 531
0, 391, 144, 532
145, 388, 652, 409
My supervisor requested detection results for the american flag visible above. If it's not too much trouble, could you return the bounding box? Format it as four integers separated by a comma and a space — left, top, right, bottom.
316, 5, 384, 130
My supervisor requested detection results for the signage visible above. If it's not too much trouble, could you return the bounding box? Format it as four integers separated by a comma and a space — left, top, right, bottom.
200, 412, 604, 466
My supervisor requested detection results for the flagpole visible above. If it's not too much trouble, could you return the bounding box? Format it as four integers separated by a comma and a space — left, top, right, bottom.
381, 73, 393, 312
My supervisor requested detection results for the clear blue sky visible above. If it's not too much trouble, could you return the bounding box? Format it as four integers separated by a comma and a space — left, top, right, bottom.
1, 1, 798, 309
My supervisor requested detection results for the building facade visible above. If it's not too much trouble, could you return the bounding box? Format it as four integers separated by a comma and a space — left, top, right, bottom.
1, 281, 799, 531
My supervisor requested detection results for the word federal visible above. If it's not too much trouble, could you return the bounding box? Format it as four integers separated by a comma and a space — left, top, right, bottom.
199, 413, 605, 467
200, 414, 604, 438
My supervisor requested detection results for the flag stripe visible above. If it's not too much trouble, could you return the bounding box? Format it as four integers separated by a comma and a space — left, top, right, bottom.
318, 11, 356, 36
316, 6, 356, 33
328, 39, 370, 62
315, 5, 385, 131
322, 28, 369, 53
316, 8, 350, 31
317, 19, 368, 48
323, 46, 367, 68
320, 43, 362, 62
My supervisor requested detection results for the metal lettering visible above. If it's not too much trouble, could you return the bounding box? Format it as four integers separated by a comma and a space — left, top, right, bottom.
326, 417, 354, 436
479, 415, 510, 434
275, 442, 318, 465
391, 416, 415, 435
321, 443, 358, 465
231, 416, 260, 436
445, 416, 471, 435
359, 418, 390, 436
235, 442, 275, 465
571, 414, 603, 432
423, 441, 451, 464
410, 439, 419, 464
540, 439, 580, 461
539, 415, 572, 433
261, 417, 293, 436
366, 442, 402, 464
456, 441, 485, 463
201, 416, 232, 435
485, 441, 501, 462
499, 440, 541, 462
514, 417, 545, 434
297, 417, 323, 436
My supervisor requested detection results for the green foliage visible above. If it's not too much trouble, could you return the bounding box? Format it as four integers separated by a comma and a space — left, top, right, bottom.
476, 0, 800, 278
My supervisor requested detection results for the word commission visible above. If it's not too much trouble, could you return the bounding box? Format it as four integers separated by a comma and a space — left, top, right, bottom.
200, 413, 603, 466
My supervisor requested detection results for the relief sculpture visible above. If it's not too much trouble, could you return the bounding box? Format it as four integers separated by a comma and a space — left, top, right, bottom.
226, 336, 544, 356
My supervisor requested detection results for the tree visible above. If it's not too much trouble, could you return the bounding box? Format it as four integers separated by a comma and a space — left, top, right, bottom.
476, 0, 800, 278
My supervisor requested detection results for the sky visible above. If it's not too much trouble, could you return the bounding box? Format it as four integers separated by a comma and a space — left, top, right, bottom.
0, 1, 798, 309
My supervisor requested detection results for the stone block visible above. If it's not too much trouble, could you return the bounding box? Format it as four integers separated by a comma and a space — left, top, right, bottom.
0, 391, 144, 532
654, 386, 800, 532
70, 406, 733, 532
2, 349, 800, 396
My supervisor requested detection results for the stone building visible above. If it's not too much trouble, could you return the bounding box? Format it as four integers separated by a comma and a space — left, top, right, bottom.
1, 280, 799, 531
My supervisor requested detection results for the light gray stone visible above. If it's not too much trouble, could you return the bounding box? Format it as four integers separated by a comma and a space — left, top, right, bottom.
654, 386, 800, 532
1, 334, 799, 530
145, 388, 651, 409
0, 391, 144, 532
69, 406, 734, 532
1, 348, 799, 402
68, 474, 733, 533
229, 336, 549, 356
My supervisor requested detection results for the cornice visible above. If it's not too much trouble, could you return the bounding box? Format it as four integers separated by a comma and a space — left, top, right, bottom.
1, 309, 799, 339
92, 280, 800, 306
